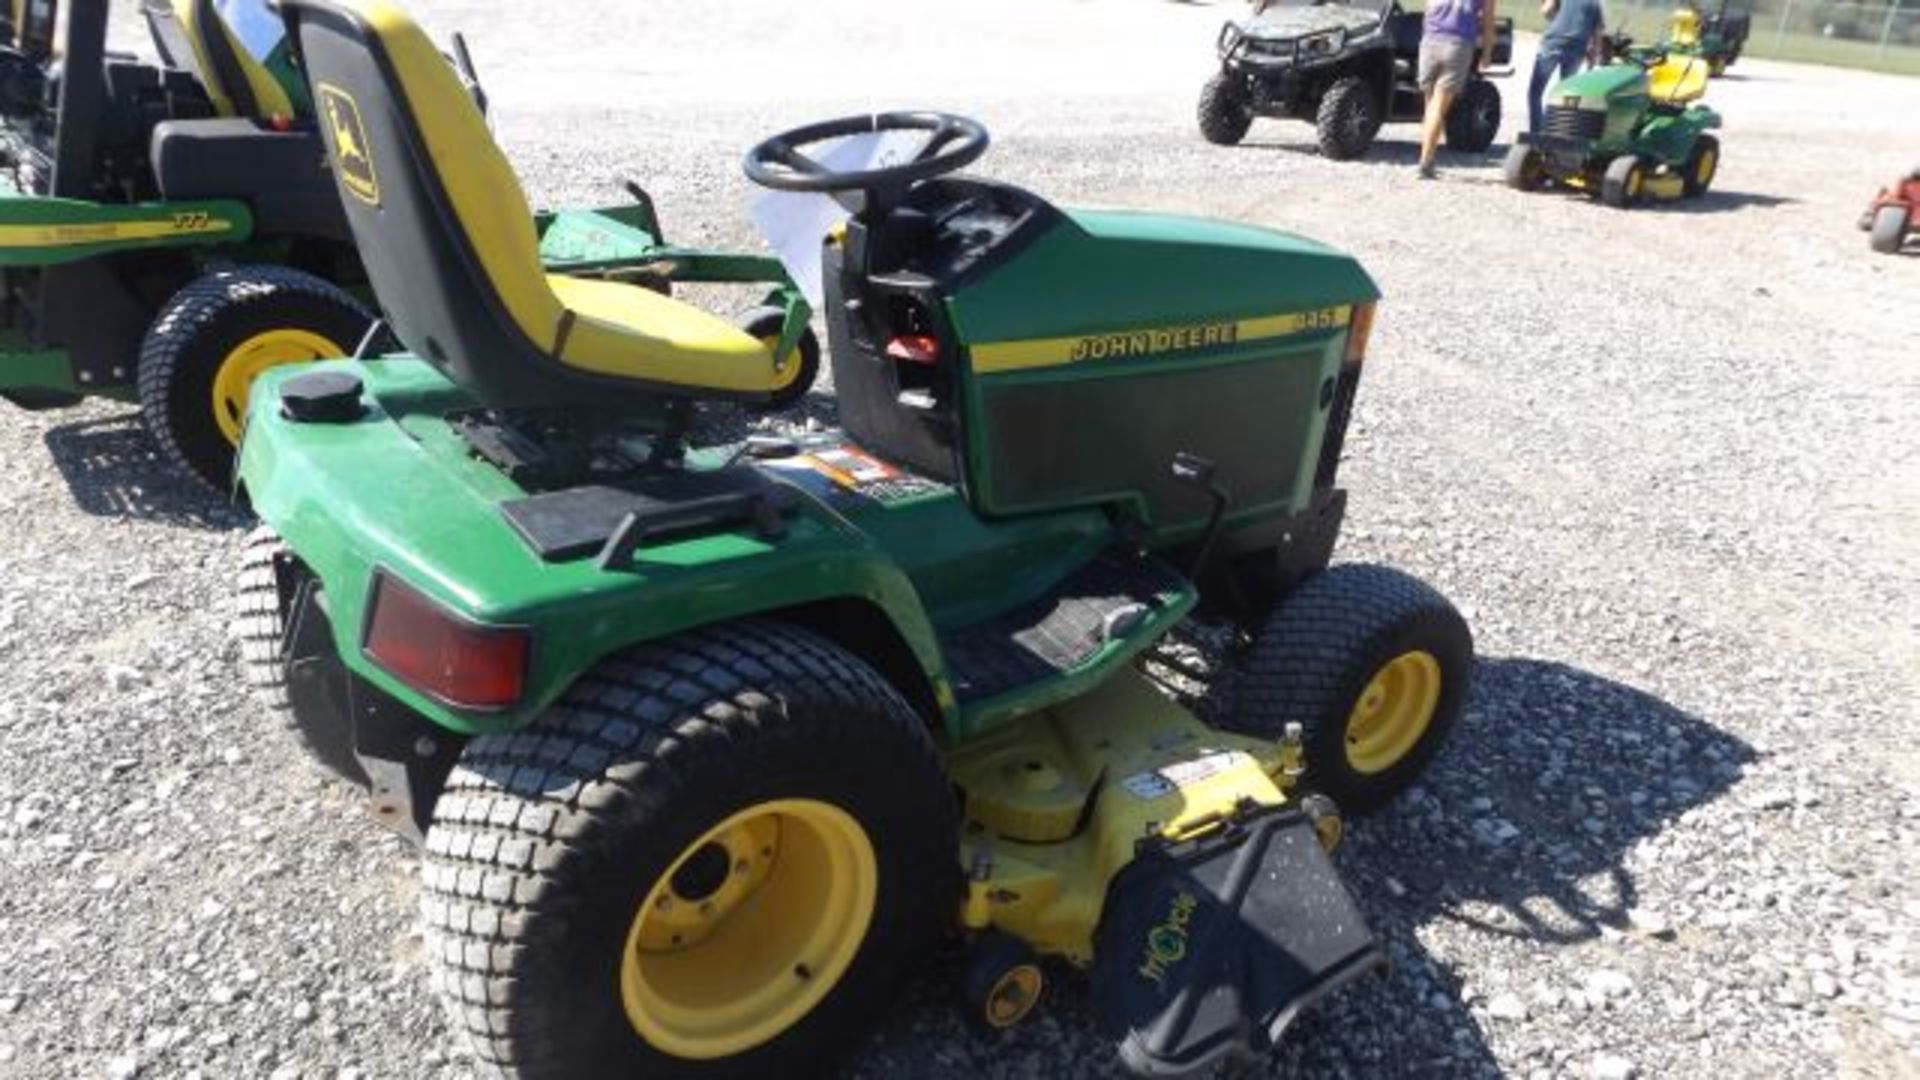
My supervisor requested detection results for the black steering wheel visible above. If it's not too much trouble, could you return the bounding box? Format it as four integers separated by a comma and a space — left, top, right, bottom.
743, 111, 989, 195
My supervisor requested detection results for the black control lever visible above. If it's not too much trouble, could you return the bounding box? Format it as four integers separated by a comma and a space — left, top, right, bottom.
1171, 452, 1232, 584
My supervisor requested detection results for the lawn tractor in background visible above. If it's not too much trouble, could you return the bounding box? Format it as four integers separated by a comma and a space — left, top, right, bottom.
236, 1, 1475, 1077
1662, 0, 1751, 76
1503, 35, 1721, 209
0, 1, 818, 493
1860, 166, 1920, 255
0, 0, 376, 489
1198, 0, 1512, 160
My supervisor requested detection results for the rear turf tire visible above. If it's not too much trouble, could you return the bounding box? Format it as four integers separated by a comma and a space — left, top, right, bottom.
420, 621, 958, 1078
1601, 154, 1646, 209
1445, 79, 1501, 153
1197, 72, 1253, 146
1682, 134, 1719, 198
1229, 564, 1473, 815
235, 525, 369, 786
1503, 143, 1546, 191
1315, 77, 1379, 161
736, 306, 821, 411
1869, 204, 1909, 255
139, 266, 374, 493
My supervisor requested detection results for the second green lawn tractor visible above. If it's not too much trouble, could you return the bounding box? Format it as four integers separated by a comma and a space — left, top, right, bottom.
1503, 35, 1721, 209
0, 1, 815, 492
236, 1, 1474, 1076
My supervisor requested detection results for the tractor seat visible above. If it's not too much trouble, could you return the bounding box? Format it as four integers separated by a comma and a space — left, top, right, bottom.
282, 0, 785, 411
1647, 56, 1709, 106
172, 0, 310, 120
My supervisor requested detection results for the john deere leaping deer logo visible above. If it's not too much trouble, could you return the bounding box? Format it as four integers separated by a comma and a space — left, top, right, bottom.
318, 83, 380, 206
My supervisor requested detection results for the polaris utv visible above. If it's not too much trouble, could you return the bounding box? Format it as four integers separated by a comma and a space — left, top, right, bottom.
1198, 0, 1513, 160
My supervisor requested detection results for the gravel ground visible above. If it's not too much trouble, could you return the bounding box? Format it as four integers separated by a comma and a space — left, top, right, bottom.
4, 2, 1918, 1078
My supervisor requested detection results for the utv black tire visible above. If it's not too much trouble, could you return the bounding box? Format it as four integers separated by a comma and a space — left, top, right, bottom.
1197, 72, 1254, 146
1600, 154, 1646, 209
1869, 204, 1909, 255
1681, 134, 1719, 198
1445, 79, 1501, 153
1315, 77, 1380, 161
1229, 564, 1473, 815
139, 266, 374, 493
736, 305, 822, 410
235, 526, 370, 786
1503, 143, 1546, 191
421, 621, 959, 1078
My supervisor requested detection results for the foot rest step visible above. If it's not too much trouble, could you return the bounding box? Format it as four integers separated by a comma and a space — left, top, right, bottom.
939, 551, 1186, 705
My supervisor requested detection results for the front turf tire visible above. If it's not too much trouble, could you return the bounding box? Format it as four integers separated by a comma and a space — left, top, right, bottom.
1197, 72, 1253, 146
1315, 77, 1380, 161
1601, 154, 1647, 209
1503, 143, 1546, 191
1682, 134, 1719, 198
1229, 565, 1473, 815
234, 526, 369, 786
421, 621, 959, 1078
139, 266, 374, 493
1869, 204, 1909, 255
1445, 79, 1501, 153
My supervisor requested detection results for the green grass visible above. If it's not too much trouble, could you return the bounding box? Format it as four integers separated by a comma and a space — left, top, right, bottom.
1503, 3, 1920, 75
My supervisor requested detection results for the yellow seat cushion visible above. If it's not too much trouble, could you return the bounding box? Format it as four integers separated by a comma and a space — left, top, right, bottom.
1648, 57, 1709, 106
335, 0, 788, 399
548, 275, 779, 393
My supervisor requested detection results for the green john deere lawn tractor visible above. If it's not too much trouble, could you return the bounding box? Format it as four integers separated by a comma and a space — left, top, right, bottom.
236, 1, 1474, 1075
1504, 35, 1721, 209
0, 1, 814, 492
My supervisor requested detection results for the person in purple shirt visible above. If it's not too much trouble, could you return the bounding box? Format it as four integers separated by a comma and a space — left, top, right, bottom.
1418, 0, 1500, 178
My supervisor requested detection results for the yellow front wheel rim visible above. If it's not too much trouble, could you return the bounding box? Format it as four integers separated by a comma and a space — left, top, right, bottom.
983, 964, 1044, 1028
1344, 650, 1442, 774
620, 798, 878, 1060
1695, 148, 1717, 186
209, 328, 345, 445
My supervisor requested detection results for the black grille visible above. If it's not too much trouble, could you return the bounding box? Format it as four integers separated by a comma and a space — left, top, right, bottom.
1544, 105, 1605, 140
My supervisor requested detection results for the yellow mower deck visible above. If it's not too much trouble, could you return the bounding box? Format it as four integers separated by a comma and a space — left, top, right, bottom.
951, 669, 1307, 961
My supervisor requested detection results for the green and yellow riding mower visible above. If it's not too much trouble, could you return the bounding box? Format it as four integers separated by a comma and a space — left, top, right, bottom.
235, 1, 1474, 1076
1662, 0, 1750, 77
1503, 35, 1721, 209
0, 1, 815, 492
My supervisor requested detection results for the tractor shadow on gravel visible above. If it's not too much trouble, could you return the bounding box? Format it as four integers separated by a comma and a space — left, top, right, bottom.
41, 413, 249, 530
845, 655, 1753, 1079
1661, 190, 1798, 215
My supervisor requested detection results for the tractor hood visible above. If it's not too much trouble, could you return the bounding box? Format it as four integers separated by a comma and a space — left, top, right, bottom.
945, 208, 1379, 346
1550, 64, 1648, 106
1234, 6, 1385, 39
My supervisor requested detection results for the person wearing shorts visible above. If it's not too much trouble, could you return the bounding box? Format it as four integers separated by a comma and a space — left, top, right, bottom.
1417, 0, 1498, 178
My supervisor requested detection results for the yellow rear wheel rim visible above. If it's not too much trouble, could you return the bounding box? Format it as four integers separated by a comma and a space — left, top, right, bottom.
1344, 650, 1442, 774
209, 328, 344, 445
620, 798, 877, 1060
1628, 169, 1645, 199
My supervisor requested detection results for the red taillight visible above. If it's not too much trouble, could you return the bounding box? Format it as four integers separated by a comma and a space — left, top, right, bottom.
885, 335, 940, 364
363, 573, 528, 710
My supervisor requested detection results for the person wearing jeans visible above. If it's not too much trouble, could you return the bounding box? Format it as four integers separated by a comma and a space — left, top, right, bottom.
1531, 0, 1606, 134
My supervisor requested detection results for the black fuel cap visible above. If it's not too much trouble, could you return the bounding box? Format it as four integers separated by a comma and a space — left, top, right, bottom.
280, 370, 364, 423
